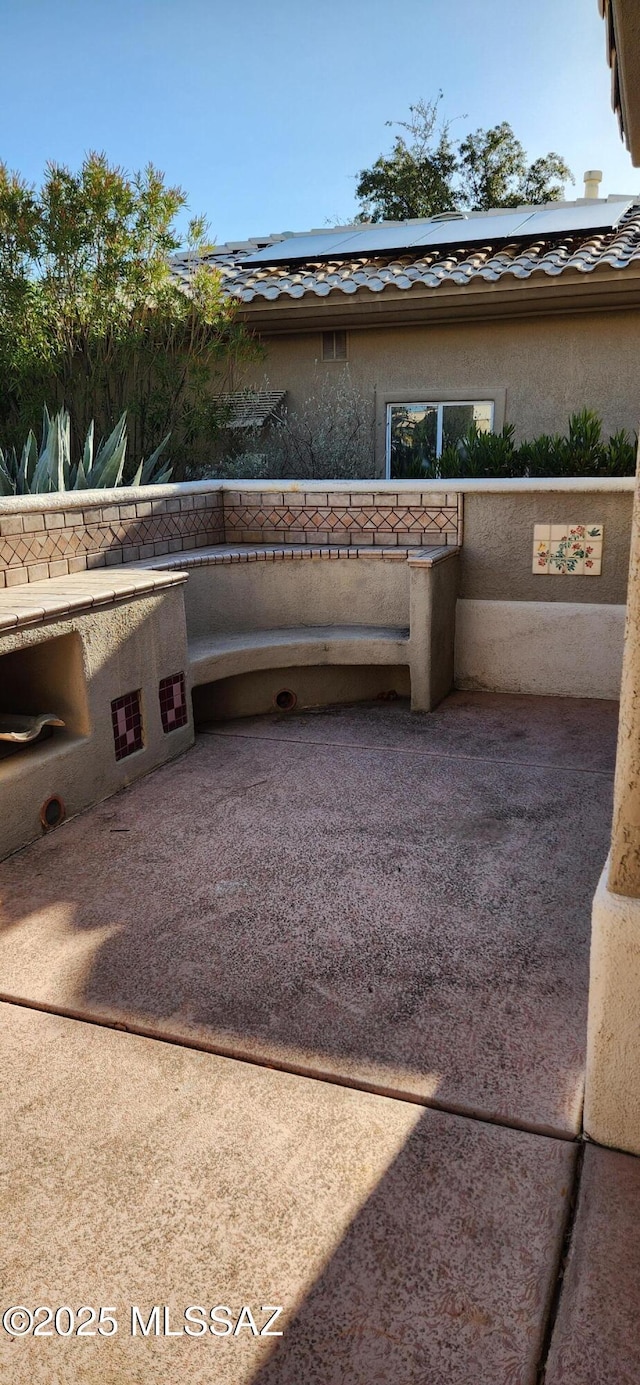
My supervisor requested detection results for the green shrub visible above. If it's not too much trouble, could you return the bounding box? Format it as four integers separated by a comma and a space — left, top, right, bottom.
0, 154, 257, 480
423, 410, 637, 481
436, 424, 517, 479
214, 372, 375, 481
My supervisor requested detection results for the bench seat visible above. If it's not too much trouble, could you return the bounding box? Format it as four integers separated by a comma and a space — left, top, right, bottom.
189, 624, 410, 686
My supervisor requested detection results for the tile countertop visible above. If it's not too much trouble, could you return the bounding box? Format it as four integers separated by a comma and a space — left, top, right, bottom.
0, 568, 187, 633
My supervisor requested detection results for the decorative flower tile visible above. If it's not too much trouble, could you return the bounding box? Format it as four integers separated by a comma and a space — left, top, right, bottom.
159, 671, 188, 734
532, 524, 603, 575
111, 690, 144, 760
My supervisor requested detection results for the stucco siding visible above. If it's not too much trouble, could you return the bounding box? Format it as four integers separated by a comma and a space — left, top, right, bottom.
461, 490, 633, 604
455, 598, 626, 700
238, 309, 640, 475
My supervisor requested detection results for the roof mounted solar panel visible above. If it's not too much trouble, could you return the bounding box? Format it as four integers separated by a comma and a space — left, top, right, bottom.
242, 230, 360, 264
313, 221, 462, 256
239, 200, 637, 267
409, 210, 536, 247
512, 199, 634, 237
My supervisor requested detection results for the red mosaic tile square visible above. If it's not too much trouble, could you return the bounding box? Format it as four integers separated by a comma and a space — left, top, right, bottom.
159, 671, 188, 734
111, 690, 144, 761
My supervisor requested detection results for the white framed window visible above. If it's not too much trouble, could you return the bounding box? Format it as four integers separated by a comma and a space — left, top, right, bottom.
322, 330, 347, 361
385, 399, 494, 478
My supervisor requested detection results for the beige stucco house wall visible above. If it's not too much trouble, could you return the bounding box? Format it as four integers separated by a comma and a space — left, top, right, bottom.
236, 307, 640, 476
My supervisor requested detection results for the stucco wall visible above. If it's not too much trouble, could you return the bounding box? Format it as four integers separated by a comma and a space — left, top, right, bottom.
455, 599, 626, 700
238, 309, 640, 474
0, 584, 192, 859
585, 859, 640, 1156
184, 558, 411, 638
461, 490, 633, 604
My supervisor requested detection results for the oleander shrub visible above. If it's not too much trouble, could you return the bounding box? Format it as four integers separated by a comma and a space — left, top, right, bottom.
432, 410, 636, 480
0, 154, 257, 481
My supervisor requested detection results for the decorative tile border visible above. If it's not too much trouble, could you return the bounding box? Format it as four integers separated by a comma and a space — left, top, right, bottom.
0, 493, 224, 587
111, 690, 144, 760
533, 523, 603, 575
0, 488, 461, 585
159, 672, 188, 733
223, 490, 461, 547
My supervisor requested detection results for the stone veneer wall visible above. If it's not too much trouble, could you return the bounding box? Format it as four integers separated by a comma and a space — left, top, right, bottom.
0, 486, 462, 587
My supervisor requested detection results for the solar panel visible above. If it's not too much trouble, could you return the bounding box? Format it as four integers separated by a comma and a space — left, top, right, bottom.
242, 230, 358, 264
409, 210, 535, 247
239, 200, 636, 266
511, 199, 634, 236
319, 222, 458, 255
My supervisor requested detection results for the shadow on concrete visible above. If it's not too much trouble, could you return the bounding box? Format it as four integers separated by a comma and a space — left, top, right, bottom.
0, 693, 619, 1134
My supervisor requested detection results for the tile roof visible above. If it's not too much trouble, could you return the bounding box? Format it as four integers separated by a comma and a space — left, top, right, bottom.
172, 203, 640, 307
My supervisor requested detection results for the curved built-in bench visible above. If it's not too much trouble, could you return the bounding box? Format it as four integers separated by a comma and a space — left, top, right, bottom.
138, 543, 460, 713
190, 624, 410, 685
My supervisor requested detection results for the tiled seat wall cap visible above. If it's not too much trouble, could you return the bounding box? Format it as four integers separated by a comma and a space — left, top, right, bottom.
0, 569, 188, 634
141, 544, 421, 570
0, 479, 224, 515
0, 483, 459, 586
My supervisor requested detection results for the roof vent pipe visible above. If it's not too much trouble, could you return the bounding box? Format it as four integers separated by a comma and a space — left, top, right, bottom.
583, 169, 603, 198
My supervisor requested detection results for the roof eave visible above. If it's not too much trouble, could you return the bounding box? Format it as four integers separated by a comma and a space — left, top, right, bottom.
604, 0, 640, 164
232, 262, 640, 333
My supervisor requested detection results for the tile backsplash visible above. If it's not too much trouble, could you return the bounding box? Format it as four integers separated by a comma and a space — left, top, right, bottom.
532, 524, 603, 575
223, 490, 461, 547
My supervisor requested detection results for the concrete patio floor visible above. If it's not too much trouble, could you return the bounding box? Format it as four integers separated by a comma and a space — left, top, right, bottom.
1, 692, 639, 1382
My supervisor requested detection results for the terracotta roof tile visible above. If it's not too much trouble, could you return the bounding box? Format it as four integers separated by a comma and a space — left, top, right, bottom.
172, 204, 640, 308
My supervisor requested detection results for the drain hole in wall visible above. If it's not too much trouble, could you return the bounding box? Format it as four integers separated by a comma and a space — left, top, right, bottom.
274, 689, 297, 712
40, 795, 66, 831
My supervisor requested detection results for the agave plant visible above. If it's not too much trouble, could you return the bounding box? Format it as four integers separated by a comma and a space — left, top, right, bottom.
0, 408, 172, 495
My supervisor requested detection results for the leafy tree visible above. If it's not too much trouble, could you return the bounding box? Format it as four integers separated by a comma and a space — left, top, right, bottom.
355, 98, 458, 222
355, 96, 572, 221
0, 153, 257, 479
457, 123, 571, 210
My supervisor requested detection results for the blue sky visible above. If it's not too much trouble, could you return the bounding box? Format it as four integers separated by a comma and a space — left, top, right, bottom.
1, 0, 636, 246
